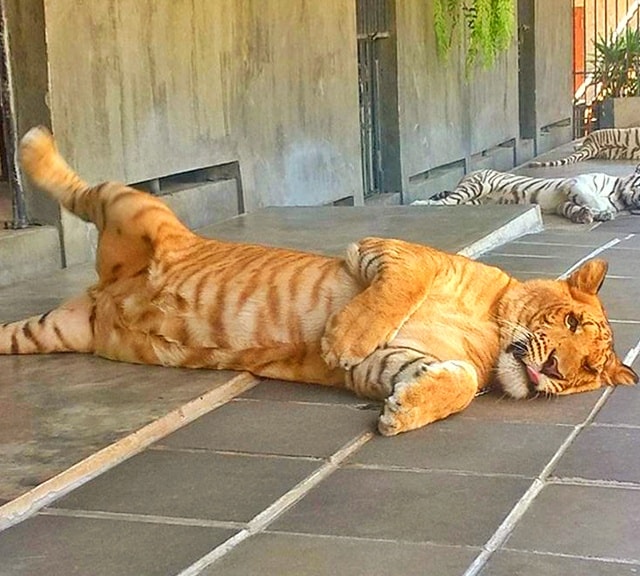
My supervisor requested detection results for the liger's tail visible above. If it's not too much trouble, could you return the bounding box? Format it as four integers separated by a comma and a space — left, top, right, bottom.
19, 126, 96, 222
19, 126, 190, 243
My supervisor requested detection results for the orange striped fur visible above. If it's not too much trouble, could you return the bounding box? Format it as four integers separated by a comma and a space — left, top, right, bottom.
3, 126, 636, 435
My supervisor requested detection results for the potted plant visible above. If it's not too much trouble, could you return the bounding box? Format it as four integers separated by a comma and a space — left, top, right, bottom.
591, 28, 640, 128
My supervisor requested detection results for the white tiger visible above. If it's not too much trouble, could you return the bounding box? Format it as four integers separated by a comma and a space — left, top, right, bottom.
529, 127, 640, 167
412, 168, 640, 224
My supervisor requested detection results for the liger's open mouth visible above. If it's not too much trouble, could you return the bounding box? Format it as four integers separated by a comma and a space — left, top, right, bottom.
513, 350, 564, 395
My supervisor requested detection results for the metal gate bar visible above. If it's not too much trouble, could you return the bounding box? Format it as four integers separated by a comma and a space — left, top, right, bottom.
356, 0, 390, 197
0, 0, 28, 229
573, 0, 640, 137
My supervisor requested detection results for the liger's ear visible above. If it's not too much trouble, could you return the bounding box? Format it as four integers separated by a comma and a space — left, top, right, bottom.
567, 259, 608, 295
603, 356, 639, 386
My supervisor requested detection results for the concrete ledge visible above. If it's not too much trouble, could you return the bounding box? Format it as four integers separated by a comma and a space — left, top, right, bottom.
458, 205, 543, 259
0, 226, 61, 287
203, 205, 544, 259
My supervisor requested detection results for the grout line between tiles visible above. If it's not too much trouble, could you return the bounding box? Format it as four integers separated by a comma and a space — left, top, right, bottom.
175, 431, 374, 576
557, 238, 622, 279
264, 527, 484, 551
0, 372, 259, 534
462, 388, 614, 576
498, 546, 640, 566
230, 395, 378, 410
149, 444, 326, 463
547, 477, 640, 490
343, 462, 533, 479
40, 507, 245, 530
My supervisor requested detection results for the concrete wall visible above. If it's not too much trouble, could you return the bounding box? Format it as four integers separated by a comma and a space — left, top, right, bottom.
5, 0, 575, 267
395, 0, 519, 202
40, 0, 363, 264
535, 0, 573, 130
520, 0, 574, 154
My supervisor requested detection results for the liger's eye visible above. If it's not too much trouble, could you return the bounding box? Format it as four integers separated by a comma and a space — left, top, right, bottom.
565, 312, 580, 332
581, 359, 598, 374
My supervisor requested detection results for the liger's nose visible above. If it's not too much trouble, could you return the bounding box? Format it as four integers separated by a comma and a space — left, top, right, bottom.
540, 352, 563, 380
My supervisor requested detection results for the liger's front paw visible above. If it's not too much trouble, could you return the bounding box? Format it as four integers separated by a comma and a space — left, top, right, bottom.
377, 361, 478, 436
321, 313, 398, 370
377, 379, 419, 436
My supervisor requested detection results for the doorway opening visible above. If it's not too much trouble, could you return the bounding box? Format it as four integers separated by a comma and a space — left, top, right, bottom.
356, 0, 401, 198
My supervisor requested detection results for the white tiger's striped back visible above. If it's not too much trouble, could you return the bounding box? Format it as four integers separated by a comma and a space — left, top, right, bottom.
529, 128, 640, 167
412, 168, 640, 223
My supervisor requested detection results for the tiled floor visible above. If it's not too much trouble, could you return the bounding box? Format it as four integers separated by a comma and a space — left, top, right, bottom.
0, 201, 639, 573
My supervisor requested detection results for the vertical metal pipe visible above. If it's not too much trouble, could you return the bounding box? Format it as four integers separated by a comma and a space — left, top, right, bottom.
0, 0, 28, 229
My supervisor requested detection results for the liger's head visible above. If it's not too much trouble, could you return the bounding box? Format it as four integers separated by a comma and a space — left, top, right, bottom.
497, 259, 637, 399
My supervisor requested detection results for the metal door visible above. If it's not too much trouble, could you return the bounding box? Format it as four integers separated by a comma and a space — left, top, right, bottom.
356, 0, 401, 197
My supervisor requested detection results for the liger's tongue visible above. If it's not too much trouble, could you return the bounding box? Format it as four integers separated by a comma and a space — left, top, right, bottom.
526, 365, 541, 385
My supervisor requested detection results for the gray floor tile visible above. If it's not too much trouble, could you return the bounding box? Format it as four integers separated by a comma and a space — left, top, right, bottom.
481, 549, 640, 576
596, 384, 640, 426
609, 321, 640, 358
202, 532, 479, 576
553, 425, 640, 483
0, 514, 234, 576
479, 253, 581, 276
0, 265, 96, 323
514, 230, 620, 248
160, 399, 377, 457
271, 468, 531, 546
599, 214, 640, 236
602, 259, 640, 279
0, 354, 238, 500
493, 241, 595, 258
616, 230, 640, 248
600, 279, 640, 320
240, 379, 366, 405
460, 389, 603, 425
505, 484, 640, 561
349, 419, 570, 477
52, 450, 319, 523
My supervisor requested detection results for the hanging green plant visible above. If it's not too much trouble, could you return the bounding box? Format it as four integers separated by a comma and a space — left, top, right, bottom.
433, 0, 515, 73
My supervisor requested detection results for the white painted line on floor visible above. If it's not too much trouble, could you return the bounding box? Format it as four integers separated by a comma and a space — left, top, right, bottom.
462, 385, 615, 576
463, 249, 638, 576
557, 237, 622, 279
623, 336, 640, 368
0, 372, 259, 533
176, 431, 374, 576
